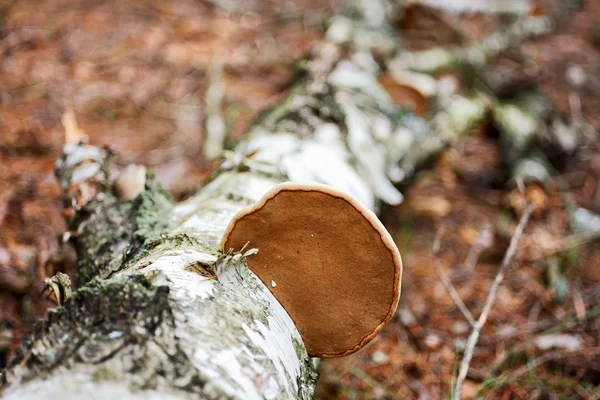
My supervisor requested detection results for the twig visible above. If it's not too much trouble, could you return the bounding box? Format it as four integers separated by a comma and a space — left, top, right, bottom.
505, 347, 600, 387
451, 223, 494, 289
433, 225, 476, 327
490, 302, 600, 343
530, 229, 600, 262
480, 347, 600, 397
461, 223, 493, 274
453, 203, 534, 400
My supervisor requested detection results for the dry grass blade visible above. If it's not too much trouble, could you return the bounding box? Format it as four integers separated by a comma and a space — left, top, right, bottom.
433, 224, 476, 327
461, 223, 493, 274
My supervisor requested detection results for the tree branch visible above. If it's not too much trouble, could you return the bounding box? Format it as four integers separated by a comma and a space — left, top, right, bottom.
433, 225, 476, 327
453, 203, 534, 399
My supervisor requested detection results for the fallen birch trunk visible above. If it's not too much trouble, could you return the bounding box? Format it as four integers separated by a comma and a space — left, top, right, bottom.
1, 1, 551, 399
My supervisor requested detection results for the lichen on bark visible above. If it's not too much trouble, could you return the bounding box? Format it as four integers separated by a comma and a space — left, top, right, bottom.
72, 175, 174, 285
1, 275, 208, 397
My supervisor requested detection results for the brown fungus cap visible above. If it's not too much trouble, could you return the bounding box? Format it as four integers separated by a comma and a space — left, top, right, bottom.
219, 183, 402, 358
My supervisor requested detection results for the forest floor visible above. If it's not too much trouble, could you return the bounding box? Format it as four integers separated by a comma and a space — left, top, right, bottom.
1, 0, 600, 398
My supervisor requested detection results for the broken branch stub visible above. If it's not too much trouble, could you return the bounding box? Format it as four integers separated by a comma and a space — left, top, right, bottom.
219, 183, 402, 358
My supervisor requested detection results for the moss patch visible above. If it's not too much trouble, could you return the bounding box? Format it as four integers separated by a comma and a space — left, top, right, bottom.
72, 174, 174, 285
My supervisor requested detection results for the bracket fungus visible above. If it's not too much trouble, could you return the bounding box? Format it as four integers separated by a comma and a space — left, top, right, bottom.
220, 183, 402, 358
